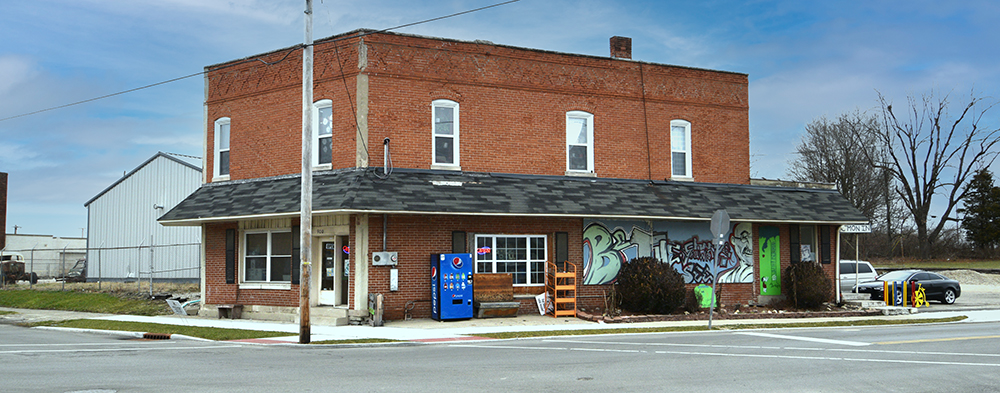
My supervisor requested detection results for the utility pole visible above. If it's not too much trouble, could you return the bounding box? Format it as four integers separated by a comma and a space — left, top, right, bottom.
298, 0, 314, 344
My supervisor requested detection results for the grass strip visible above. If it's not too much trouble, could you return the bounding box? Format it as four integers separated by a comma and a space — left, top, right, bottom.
473, 316, 968, 339
27, 319, 291, 341
310, 338, 403, 345
0, 290, 168, 316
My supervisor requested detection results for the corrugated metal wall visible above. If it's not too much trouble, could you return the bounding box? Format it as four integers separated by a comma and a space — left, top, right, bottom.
86, 155, 202, 282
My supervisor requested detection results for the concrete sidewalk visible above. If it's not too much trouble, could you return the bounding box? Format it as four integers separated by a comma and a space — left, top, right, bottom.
5, 306, 997, 345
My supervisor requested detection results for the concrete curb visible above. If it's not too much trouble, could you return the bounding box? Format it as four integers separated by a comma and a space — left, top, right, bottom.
34, 326, 211, 342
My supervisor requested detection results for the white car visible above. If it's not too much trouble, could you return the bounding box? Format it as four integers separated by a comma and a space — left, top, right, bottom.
839, 260, 878, 293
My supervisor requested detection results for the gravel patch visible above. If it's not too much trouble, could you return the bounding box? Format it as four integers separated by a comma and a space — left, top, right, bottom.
938, 270, 1000, 286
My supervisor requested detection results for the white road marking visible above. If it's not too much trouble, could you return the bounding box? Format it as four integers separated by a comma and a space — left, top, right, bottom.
0, 341, 173, 347
548, 338, 1000, 359
652, 349, 1000, 368
449, 342, 1000, 367
449, 344, 644, 354
735, 331, 870, 346
0, 344, 244, 355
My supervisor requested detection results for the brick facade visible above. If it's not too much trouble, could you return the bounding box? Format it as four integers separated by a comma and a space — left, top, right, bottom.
205, 31, 749, 184
194, 30, 841, 321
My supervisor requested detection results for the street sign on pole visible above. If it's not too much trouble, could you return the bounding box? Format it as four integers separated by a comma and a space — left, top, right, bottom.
708, 209, 730, 329
840, 223, 872, 233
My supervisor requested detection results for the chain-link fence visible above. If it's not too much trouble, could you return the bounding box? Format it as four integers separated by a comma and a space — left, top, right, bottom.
2, 242, 200, 293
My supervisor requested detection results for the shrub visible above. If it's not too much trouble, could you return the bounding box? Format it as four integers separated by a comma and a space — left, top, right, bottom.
615, 257, 687, 314
783, 262, 832, 310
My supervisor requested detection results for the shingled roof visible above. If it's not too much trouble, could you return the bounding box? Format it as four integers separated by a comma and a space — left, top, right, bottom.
158, 168, 868, 225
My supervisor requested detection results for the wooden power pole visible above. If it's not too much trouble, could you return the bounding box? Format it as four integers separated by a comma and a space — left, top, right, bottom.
299, 0, 314, 344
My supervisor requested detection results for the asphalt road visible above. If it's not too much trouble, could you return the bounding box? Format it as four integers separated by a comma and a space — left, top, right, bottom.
4, 320, 999, 392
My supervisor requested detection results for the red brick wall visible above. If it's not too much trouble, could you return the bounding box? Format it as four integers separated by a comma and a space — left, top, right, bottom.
364, 214, 586, 320
203, 222, 299, 307
204, 32, 749, 184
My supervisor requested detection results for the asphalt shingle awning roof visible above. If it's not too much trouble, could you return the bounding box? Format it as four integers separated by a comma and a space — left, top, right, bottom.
158, 168, 868, 225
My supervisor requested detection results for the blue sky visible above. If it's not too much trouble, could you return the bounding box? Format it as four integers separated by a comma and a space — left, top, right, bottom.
2, 0, 999, 238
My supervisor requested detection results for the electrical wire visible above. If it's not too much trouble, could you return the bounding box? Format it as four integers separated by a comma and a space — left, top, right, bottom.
0, 0, 520, 123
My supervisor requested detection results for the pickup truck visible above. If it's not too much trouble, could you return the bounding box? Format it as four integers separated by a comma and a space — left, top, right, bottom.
1, 253, 38, 285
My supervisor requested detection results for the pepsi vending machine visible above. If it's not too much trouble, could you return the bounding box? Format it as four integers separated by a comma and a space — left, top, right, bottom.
431, 253, 473, 321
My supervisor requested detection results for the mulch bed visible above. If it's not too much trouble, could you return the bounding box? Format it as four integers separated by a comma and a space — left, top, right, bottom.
577, 307, 882, 324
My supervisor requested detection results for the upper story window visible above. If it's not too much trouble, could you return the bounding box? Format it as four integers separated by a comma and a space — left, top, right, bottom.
432, 99, 460, 169
566, 111, 594, 173
670, 119, 692, 178
313, 99, 333, 168
214, 117, 231, 181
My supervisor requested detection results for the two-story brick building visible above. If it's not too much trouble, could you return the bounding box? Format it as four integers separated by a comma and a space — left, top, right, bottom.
159, 29, 867, 323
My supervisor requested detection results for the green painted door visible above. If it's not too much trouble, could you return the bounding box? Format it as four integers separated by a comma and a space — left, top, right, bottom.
759, 226, 781, 296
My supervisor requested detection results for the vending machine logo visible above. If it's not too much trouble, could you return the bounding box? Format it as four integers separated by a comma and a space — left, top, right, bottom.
431, 266, 437, 279
452, 256, 464, 269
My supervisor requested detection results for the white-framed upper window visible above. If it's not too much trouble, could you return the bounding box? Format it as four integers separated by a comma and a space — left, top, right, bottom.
432, 99, 459, 168
475, 235, 547, 286
566, 111, 594, 173
670, 119, 692, 178
214, 117, 231, 181
313, 99, 333, 168
243, 229, 292, 283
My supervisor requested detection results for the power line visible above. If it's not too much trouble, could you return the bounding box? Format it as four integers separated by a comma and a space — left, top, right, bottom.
0, 0, 520, 123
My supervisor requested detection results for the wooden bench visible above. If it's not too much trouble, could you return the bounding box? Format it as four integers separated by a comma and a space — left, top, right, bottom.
473, 273, 520, 318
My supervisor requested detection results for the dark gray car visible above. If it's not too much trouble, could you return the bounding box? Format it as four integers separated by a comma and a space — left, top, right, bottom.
854, 269, 961, 304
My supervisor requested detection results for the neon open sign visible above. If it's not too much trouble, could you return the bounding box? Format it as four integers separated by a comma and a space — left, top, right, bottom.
476, 246, 491, 255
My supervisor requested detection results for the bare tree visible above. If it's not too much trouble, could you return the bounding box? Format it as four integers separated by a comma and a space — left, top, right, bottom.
876, 91, 1000, 258
787, 111, 901, 237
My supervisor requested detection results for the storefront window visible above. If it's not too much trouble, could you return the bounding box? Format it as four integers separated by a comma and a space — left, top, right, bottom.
475, 235, 546, 285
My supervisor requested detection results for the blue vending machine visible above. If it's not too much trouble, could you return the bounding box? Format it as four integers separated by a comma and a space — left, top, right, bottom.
431, 253, 474, 321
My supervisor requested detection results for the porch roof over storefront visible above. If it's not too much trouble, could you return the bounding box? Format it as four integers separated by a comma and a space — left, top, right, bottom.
158, 168, 868, 226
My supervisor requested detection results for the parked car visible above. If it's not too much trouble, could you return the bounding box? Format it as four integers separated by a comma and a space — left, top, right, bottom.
854, 269, 961, 304
839, 260, 878, 293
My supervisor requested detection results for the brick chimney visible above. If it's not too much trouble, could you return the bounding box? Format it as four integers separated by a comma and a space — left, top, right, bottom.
610, 36, 632, 59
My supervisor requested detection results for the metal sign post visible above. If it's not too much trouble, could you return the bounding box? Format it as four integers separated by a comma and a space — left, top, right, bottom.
839, 224, 871, 299
708, 209, 730, 330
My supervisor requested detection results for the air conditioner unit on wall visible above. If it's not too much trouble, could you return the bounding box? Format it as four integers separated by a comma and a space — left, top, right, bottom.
372, 251, 398, 266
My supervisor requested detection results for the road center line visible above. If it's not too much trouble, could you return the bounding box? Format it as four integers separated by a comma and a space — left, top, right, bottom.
735, 332, 870, 347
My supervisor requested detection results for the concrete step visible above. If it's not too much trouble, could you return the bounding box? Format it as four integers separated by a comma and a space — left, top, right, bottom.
845, 300, 887, 309
841, 292, 872, 301
872, 306, 919, 315
309, 307, 350, 326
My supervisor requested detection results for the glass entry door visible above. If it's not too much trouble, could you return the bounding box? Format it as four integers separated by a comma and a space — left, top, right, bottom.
319, 237, 349, 306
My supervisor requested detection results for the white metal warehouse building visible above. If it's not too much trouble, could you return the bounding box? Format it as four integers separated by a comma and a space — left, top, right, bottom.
84, 152, 202, 282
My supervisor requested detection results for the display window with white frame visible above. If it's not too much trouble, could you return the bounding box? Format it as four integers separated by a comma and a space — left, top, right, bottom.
474, 234, 547, 285
243, 229, 292, 283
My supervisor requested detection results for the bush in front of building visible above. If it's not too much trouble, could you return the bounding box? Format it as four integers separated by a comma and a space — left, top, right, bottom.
783, 262, 832, 310
615, 257, 687, 314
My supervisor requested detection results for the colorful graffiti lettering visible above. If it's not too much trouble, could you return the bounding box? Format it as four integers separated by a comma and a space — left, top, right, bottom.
582, 220, 754, 285
582, 223, 639, 285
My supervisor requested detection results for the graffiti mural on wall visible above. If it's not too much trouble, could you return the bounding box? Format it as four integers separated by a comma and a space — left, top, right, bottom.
582, 220, 754, 285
